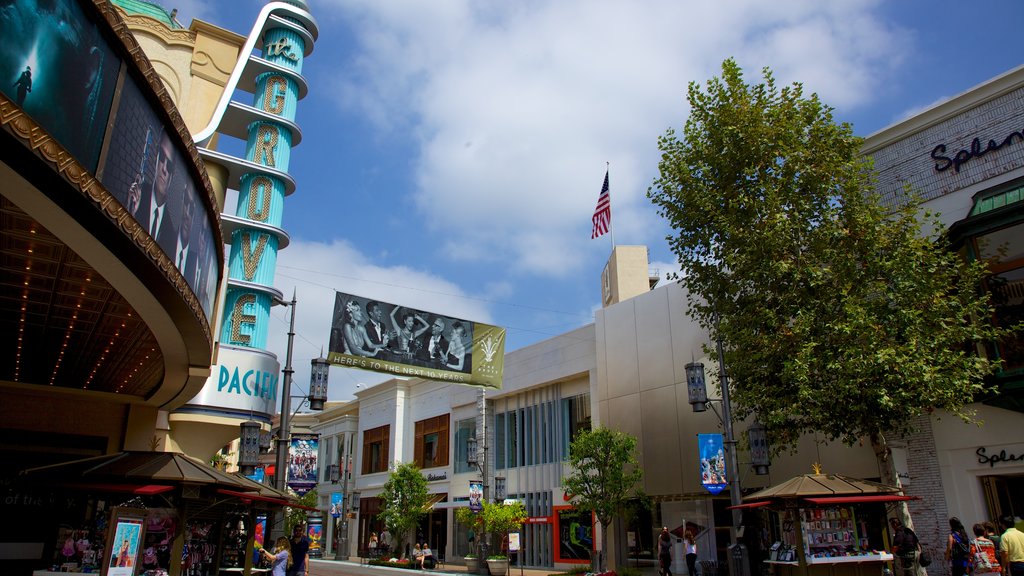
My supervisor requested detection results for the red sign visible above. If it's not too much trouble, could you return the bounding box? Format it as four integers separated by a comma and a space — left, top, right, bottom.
526, 516, 552, 524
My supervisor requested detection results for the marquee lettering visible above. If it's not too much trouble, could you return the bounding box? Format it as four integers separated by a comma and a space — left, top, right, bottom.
247, 175, 274, 222
263, 75, 288, 115
230, 293, 257, 345
253, 124, 279, 168
217, 365, 278, 400
240, 231, 269, 281
976, 446, 1024, 467
932, 129, 1024, 173
265, 37, 299, 62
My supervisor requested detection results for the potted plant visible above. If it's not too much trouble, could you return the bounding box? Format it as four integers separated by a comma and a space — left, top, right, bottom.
487, 554, 510, 576
464, 552, 479, 573
481, 501, 527, 576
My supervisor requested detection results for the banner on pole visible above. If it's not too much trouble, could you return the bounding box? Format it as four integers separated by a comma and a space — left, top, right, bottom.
698, 433, 727, 495
327, 292, 505, 388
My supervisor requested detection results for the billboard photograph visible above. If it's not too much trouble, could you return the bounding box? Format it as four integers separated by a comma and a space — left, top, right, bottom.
326, 291, 505, 388
101, 75, 219, 317
0, 0, 119, 171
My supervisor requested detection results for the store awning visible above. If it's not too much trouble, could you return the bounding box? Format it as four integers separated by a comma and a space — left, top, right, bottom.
803, 495, 916, 505
61, 483, 175, 495
216, 488, 318, 512
424, 493, 447, 511
726, 500, 773, 510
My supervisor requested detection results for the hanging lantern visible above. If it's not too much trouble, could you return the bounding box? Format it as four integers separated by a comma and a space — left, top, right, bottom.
309, 356, 330, 411
238, 420, 262, 475
685, 361, 708, 412
748, 420, 771, 475
466, 436, 478, 466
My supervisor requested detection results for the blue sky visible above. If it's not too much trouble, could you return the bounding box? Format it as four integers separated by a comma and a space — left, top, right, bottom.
170, 0, 1024, 405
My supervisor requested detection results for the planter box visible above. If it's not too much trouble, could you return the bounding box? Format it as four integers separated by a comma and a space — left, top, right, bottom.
487, 558, 509, 576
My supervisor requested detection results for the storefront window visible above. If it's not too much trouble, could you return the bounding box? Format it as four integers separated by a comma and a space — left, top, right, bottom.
414, 414, 449, 469
362, 425, 390, 474
454, 418, 476, 473
974, 221, 1024, 372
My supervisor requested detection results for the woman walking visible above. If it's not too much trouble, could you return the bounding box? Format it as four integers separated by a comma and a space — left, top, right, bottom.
946, 517, 972, 576
684, 530, 698, 576
659, 527, 673, 576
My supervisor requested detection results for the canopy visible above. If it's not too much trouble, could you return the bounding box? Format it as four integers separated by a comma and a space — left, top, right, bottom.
743, 473, 902, 502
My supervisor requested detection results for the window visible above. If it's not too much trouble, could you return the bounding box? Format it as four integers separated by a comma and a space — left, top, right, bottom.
362, 425, 390, 474
974, 222, 1024, 372
414, 414, 450, 469
562, 393, 591, 457
454, 418, 476, 473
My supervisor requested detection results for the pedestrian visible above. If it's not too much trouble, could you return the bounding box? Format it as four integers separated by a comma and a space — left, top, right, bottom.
259, 537, 292, 576
380, 527, 391, 557
659, 527, 673, 576
287, 525, 310, 576
684, 530, 698, 576
1000, 515, 1024, 576
986, 521, 1003, 556
946, 517, 972, 576
368, 532, 378, 558
971, 522, 1002, 574
890, 517, 921, 576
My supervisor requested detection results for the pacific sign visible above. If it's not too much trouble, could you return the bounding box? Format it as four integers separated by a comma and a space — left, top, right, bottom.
186, 345, 279, 416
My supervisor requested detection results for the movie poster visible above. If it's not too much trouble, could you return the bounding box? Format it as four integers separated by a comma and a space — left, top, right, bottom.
326, 292, 505, 388
699, 433, 727, 495
287, 433, 319, 495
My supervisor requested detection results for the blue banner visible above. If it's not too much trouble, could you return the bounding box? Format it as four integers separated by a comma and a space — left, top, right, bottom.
699, 433, 727, 494
330, 492, 343, 518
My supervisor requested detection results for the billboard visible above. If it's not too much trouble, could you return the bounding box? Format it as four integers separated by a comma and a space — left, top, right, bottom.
0, 0, 118, 172
326, 292, 505, 388
288, 433, 319, 495
698, 433, 727, 495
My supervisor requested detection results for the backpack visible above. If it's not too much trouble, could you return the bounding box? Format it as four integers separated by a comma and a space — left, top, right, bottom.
952, 532, 970, 561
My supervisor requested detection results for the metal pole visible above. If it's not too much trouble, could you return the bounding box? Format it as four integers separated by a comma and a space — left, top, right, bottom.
715, 325, 742, 546
338, 454, 350, 560
274, 291, 297, 539
477, 388, 489, 575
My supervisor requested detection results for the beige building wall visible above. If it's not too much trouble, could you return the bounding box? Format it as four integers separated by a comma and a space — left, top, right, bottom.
601, 245, 659, 307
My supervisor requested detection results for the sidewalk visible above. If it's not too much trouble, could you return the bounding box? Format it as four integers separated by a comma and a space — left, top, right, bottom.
310, 557, 664, 576
309, 558, 560, 576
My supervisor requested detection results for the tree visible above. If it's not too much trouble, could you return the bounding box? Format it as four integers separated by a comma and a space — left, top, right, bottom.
562, 427, 643, 572
286, 489, 319, 534
378, 462, 429, 558
648, 58, 1013, 485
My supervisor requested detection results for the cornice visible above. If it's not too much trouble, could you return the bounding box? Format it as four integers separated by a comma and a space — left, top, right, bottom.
114, 8, 196, 48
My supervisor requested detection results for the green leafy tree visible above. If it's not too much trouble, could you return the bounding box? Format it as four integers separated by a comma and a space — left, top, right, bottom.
648, 58, 1014, 484
379, 462, 429, 558
480, 500, 527, 558
286, 489, 319, 534
562, 427, 643, 572
455, 500, 527, 559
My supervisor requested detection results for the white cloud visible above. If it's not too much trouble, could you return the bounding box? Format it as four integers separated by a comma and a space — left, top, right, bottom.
315, 0, 909, 279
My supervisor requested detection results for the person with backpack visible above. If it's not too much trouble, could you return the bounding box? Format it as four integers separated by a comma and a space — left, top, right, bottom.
947, 517, 972, 576
971, 523, 1003, 574
891, 517, 921, 576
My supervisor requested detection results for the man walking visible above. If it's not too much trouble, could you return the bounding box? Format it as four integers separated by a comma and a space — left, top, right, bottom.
1000, 516, 1024, 576
287, 524, 311, 576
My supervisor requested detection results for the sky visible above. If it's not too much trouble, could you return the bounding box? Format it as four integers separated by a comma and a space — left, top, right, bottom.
166, 0, 1024, 407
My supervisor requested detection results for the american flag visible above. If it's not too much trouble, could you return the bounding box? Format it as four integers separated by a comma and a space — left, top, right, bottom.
591, 168, 611, 239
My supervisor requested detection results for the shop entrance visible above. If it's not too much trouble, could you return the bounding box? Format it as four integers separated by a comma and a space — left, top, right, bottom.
981, 474, 1023, 519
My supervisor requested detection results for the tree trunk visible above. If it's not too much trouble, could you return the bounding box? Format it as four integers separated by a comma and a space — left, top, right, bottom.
870, 432, 924, 575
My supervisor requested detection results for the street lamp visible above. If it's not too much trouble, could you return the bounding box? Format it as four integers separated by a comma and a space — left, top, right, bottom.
465, 431, 489, 576
684, 331, 771, 543
238, 420, 262, 476
309, 356, 330, 411
494, 476, 506, 502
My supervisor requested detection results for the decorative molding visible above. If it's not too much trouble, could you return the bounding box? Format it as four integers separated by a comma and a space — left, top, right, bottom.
114, 9, 196, 47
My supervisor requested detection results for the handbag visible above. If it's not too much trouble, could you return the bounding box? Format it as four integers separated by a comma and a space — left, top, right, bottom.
918, 549, 932, 567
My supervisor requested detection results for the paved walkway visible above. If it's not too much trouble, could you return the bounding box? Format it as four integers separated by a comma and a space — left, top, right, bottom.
310, 557, 664, 576
309, 558, 561, 576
